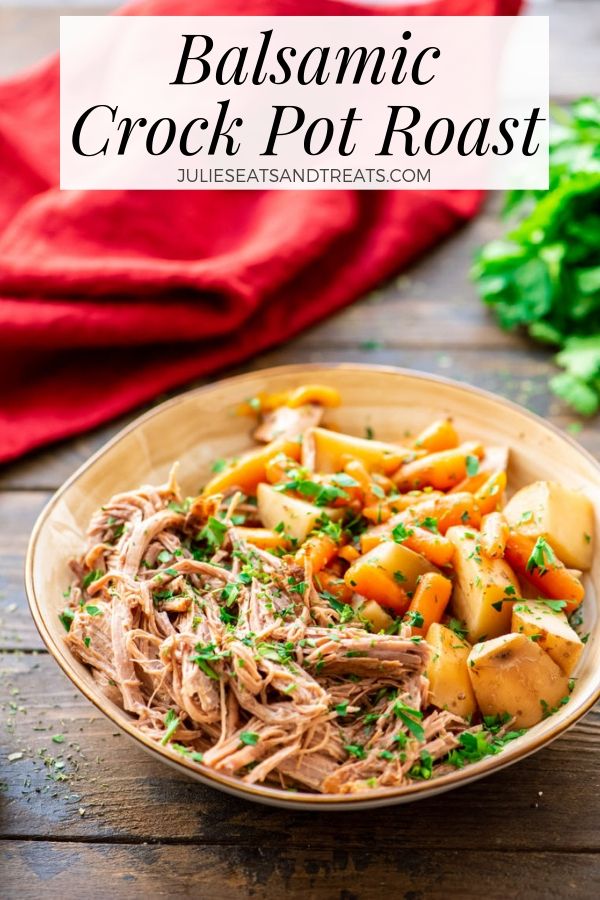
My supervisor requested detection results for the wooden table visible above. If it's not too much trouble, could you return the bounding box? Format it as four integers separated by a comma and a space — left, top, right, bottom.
1, 3, 599, 896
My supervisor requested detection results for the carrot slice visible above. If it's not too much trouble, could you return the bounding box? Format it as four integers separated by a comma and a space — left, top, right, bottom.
234, 527, 288, 551
475, 470, 507, 515
394, 442, 484, 492
338, 545, 360, 563
413, 418, 459, 453
314, 571, 353, 604
504, 532, 584, 614
296, 534, 338, 573
360, 526, 453, 568
480, 512, 509, 559
344, 559, 410, 614
203, 437, 301, 496
403, 572, 452, 636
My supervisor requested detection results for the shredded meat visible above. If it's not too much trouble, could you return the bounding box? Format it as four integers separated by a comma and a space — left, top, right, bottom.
63, 465, 477, 795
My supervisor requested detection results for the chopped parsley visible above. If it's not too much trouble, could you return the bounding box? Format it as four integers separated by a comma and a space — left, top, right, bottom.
466, 454, 480, 477
59, 608, 75, 632
240, 731, 260, 746
161, 709, 181, 745
82, 569, 103, 590
393, 700, 425, 742
526, 537, 558, 575
392, 522, 415, 544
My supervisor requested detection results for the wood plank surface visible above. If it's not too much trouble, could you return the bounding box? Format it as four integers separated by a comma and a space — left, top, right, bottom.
1, 650, 599, 846
1, 841, 599, 900
1, 2, 599, 897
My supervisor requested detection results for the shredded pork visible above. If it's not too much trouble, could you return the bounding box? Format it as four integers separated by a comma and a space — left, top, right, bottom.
63, 468, 480, 794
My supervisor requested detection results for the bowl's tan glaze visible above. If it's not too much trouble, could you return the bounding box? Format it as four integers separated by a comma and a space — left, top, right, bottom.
26, 365, 600, 809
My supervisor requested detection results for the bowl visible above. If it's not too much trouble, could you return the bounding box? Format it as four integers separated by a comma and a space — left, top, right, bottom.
26, 364, 600, 810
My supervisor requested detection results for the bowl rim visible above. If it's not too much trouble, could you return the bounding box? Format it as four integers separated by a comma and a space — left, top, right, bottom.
25, 362, 600, 809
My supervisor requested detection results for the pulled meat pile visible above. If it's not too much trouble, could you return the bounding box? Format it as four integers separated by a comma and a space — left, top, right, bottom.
63, 469, 469, 793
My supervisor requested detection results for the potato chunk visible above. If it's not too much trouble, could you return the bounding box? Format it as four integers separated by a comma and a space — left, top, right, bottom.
426, 623, 477, 718
467, 633, 570, 728
344, 542, 438, 613
303, 427, 412, 474
256, 483, 341, 543
504, 481, 594, 570
512, 600, 584, 676
446, 526, 521, 644
360, 600, 394, 633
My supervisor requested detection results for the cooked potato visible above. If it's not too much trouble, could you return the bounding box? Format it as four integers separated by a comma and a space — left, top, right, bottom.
446, 526, 521, 643
346, 541, 438, 594
504, 481, 594, 570
256, 482, 341, 543
467, 633, 570, 728
426, 623, 477, 718
303, 426, 412, 474
512, 600, 584, 675
360, 600, 394, 633
344, 542, 438, 613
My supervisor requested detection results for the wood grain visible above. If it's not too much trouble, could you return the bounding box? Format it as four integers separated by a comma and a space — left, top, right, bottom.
1, 652, 599, 847
1, 841, 599, 900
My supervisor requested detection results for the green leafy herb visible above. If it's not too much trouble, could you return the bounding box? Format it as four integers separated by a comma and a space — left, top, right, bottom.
472, 98, 600, 415
161, 709, 181, 745
393, 700, 425, 742
171, 743, 204, 763
392, 522, 415, 544
344, 744, 367, 760
526, 536, 558, 575
275, 476, 349, 507
466, 455, 480, 477
211, 458, 228, 473
197, 516, 228, 550
192, 643, 229, 680
403, 610, 424, 629
82, 569, 103, 590
240, 731, 260, 746
59, 608, 75, 632
447, 618, 468, 640
85, 605, 103, 617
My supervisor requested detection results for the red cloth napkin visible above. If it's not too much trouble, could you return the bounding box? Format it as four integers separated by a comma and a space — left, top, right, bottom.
0, 0, 521, 464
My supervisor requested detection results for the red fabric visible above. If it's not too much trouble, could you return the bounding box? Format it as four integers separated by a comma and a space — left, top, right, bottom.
0, 0, 521, 463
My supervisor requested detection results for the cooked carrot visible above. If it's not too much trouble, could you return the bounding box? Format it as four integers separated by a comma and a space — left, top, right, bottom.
403, 527, 454, 568
362, 504, 393, 524
203, 437, 301, 496
314, 570, 353, 604
403, 572, 452, 636
362, 490, 444, 524
402, 492, 482, 534
504, 532, 584, 614
449, 471, 489, 495
480, 512, 509, 559
360, 526, 453, 568
394, 442, 484, 492
344, 557, 410, 614
296, 534, 338, 573
475, 470, 507, 515
235, 527, 288, 551
413, 418, 459, 453
338, 545, 360, 563
264, 452, 298, 484
286, 384, 341, 408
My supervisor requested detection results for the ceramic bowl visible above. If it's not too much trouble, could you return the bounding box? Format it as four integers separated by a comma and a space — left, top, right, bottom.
26, 364, 600, 809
